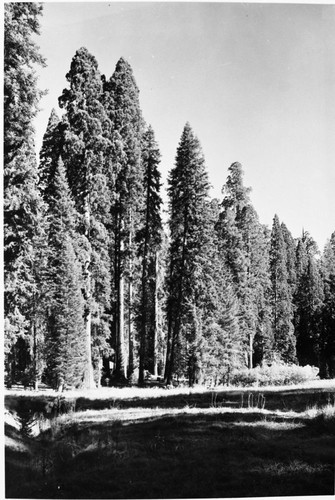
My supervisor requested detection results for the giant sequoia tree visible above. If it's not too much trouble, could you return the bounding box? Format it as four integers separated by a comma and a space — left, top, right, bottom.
103, 58, 145, 380
165, 123, 211, 385
4, 3, 47, 386
137, 126, 163, 384
59, 47, 113, 387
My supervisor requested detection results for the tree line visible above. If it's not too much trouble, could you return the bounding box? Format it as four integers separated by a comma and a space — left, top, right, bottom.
4, 4, 335, 390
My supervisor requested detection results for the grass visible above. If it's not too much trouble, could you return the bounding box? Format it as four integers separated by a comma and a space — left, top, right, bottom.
5, 377, 335, 402
5, 382, 335, 498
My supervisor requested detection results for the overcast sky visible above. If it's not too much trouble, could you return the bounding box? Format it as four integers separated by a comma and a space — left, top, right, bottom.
33, 2, 335, 250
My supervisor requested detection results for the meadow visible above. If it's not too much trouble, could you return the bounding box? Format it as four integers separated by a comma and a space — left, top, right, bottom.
4, 381, 335, 498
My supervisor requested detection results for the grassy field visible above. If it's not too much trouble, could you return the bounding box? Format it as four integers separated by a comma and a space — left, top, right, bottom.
5, 382, 335, 498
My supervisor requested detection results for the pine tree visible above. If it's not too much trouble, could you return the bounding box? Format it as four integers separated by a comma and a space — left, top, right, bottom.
270, 215, 296, 362
165, 123, 211, 385
4, 3, 47, 387
103, 57, 145, 381
45, 159, 86, 390
59, 47, 113, 387
137, 126, 163, 384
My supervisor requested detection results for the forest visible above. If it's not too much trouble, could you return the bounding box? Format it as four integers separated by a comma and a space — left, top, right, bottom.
4, 3, 335, 391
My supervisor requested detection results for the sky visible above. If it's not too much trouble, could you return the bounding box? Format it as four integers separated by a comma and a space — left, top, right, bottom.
33, 1, 335, 250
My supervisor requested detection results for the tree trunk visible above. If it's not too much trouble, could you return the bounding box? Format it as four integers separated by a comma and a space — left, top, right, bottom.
83, 200, 95, 389
138, 266, 147, 385
32, 319, 39, 391
248, 331, 253, 369
84, 263, 95, 388
128, 277, 134, 378
118, 236, 127, 379
153, 251, 159, 378
164, 305, 173, 384
128, 210, 134, 378
139, 183, 150, 385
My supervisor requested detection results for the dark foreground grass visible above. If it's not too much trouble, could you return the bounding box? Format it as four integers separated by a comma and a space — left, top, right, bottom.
5, 407, 335, 498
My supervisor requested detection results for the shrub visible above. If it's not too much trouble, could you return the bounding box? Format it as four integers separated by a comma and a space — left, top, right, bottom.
229, 369, 259, 387
230, 363, 319, 387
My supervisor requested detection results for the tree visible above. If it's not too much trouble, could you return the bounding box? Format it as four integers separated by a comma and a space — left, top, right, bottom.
294, 231, 324, 368
39, 108, 64, 200
137, 126, 163, 384
270, 215, 296, 362
198, 199, 243, 385
4, 2, 45, 167
216, 162, 272, 368
4, 2, 47, 387
165, 123, 211, 385
281, 222, 297, 295
45, 159, 86, 389
103, 57, 145, 381
320, 232, 335, 377
59, 47, 113, 387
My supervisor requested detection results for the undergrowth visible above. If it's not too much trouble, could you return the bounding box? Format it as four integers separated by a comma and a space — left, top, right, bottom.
230, 363, 319, 387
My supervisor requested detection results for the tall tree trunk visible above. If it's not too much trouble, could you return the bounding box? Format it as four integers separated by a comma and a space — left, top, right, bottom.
153, 251, 159, 378
139, 234, 148, 385
248, 332, 253, 369
84, 262, 95, 388
32, 317, 39, 391
83, 200, 95, 389
113, 207, 127, 381
128, 210, 134, 378
139, 268, 147, 386
139, 181, 150, 384
164, 318, 173, 384
118, 233, 127, 379
128, 277, 134, 377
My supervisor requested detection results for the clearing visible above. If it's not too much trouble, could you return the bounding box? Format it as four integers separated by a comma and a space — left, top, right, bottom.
5, 382, 335, 498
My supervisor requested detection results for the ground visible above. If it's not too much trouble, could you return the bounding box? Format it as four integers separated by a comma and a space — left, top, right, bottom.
4, 382, 335, 498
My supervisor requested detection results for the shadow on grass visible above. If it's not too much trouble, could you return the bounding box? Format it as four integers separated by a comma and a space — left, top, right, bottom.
5, 385, 335, 419
5, 408, 335, 499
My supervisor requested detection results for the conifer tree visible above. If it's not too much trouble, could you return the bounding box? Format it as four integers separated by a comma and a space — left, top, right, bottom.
137, 126, 163, 384
39, 108, 64, 200
200, 199, 243, 385
45, 159, 86, 389
103, 58, 145, 380
295, 231, 324, 367
165, 123, 211, 385
4, 3, 47, 386
270, 215, 296, 362
217, 163, 272, 368
281, 223, 297, 295
320, 232, 335, 377
59, 47, 112, 387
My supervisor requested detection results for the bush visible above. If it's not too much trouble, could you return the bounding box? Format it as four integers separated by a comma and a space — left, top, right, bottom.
230, 363, 319, 387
